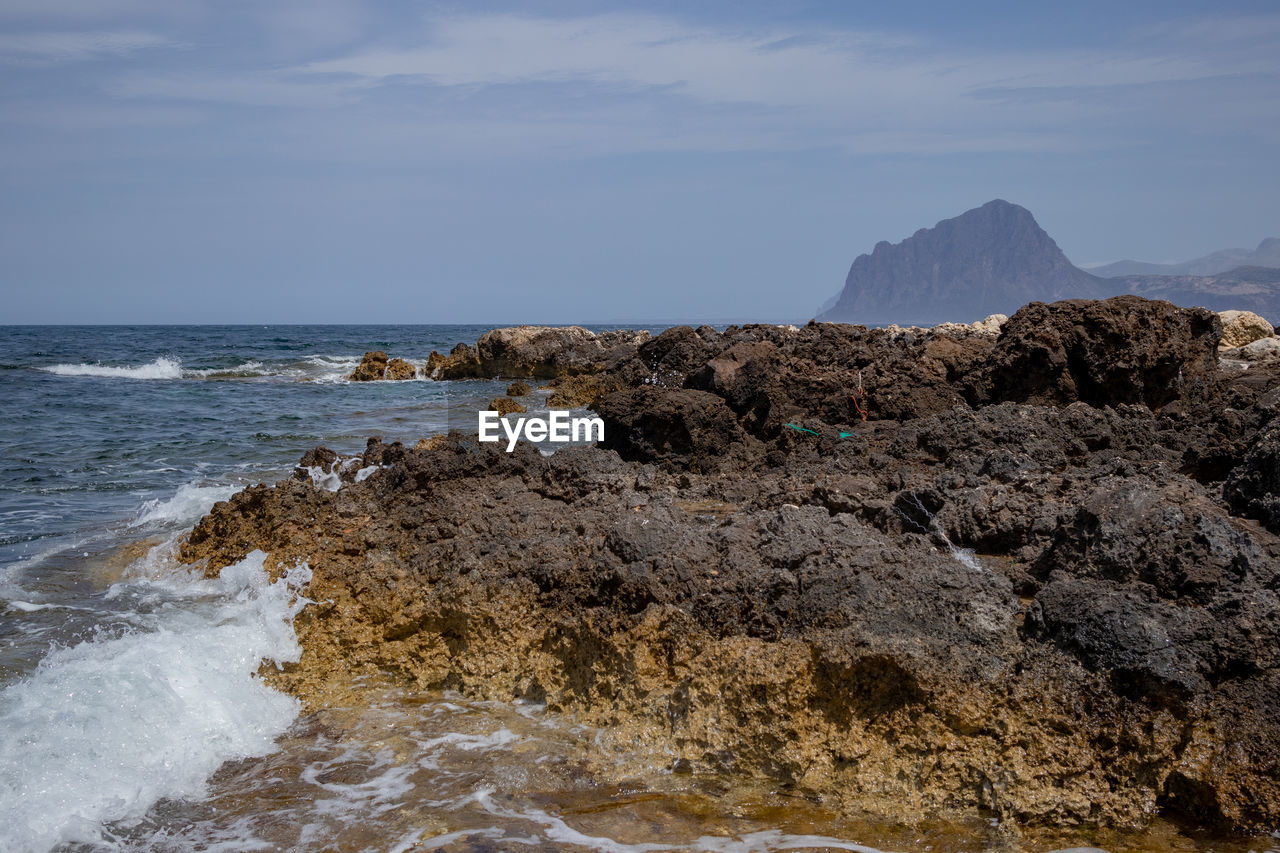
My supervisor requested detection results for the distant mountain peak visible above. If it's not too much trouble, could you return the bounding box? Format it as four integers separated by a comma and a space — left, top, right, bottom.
817, 200, 1104, 325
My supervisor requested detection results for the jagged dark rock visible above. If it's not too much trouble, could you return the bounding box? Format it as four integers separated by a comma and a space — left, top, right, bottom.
1226, 424, 1280, 533
179, 295, 1280, 836
986, 295, 1220, 408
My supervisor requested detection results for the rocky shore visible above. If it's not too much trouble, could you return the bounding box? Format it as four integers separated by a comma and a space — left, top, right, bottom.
181, 296, 1280, 836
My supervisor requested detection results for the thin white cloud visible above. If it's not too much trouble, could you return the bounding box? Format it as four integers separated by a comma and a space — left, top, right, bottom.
0, 29, 175, 65
107, 71, 366, 108
18, 8, 1279, 161
301, 12, 1275, 106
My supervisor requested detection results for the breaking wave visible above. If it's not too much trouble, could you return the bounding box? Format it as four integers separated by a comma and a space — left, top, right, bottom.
42, 357, 184, 380
0, 551, 311, 852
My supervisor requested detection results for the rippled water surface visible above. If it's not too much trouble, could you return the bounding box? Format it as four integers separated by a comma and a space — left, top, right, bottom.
1, 326, 1276, 853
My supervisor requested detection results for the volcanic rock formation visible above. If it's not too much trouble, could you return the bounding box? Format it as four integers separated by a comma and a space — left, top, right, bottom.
181, 297, 1280, 837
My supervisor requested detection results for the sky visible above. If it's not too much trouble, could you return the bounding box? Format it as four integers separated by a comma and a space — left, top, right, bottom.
1, 0, 1278, 324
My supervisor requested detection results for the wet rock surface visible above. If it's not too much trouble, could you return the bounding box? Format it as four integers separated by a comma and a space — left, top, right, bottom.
385, 357, 416, 381
348, 350, 390, 381
349, 351, 418, 381
182, 296, 1280, 835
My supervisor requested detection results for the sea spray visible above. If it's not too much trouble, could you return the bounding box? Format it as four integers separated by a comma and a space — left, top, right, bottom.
0, 551, 311, 853
129, 481, 242, 528
42, 357, 184, 380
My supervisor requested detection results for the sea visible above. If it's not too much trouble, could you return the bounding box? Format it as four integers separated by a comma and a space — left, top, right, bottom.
0, 325, 1274, 853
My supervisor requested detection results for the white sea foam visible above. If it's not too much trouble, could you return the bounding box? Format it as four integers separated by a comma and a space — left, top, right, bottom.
353, 464, 384, 483
303, 457, 359, 492
417, 728, 520, 753
303, 465, 342, 491
301, 745, 417, 820
130, 481, 241, 528
186, 361, 268, 379
0, 551, 311, 853
472, 789, 895, 852
42, 357, 184, 380
304, 354, 362, 384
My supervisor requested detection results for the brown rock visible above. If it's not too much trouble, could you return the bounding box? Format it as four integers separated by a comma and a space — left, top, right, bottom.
181, 421, 1280, 833
179, 295, 1280, 837
506, 381, 531, 397
385, 358, 417, 381
487, 396, 526, 417
476, 325, 606, 378
546, 375, 607, 408
437, 326, 652, 380
348, 350, 389, 382
436, 343, 484, 379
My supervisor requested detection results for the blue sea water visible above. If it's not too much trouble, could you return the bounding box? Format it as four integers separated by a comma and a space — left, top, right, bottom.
2, 325, 513, 567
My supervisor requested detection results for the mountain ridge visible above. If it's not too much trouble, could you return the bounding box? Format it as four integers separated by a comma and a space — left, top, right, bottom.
1091, 237, 1280, 278
818, 201, 1280, 324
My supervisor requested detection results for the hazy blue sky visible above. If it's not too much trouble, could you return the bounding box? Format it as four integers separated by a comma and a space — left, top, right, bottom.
2, 1, 1278, 323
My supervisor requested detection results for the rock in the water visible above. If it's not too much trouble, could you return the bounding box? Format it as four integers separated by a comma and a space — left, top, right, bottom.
507, 380, 531, 397
385, 358, 416, 381
349, 351, 390, 382
437, 343, 483, 379
487, 396, 526, 417
1219, 310, 1275, 348
349, 352, 417, 381
988, 295, 1220, 408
